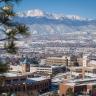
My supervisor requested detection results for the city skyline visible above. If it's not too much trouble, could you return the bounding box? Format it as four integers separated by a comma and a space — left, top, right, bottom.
15, 0, 96, 19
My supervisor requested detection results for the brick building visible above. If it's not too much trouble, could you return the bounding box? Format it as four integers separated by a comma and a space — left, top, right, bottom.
59, 78, 96, 96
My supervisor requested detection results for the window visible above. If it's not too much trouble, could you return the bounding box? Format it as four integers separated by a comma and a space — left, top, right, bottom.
5, 80, 11, 84
13, 79, 18, 82
21, 78, 26, 81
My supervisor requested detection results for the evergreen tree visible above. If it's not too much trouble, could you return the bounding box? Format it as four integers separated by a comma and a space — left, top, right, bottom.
0, 0, 29, 54
0, 0, 29, 90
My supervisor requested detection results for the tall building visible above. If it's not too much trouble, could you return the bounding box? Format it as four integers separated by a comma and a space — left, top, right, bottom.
83, 55, 88, 67
20, 58, 30, 73
65, 57, 68, 66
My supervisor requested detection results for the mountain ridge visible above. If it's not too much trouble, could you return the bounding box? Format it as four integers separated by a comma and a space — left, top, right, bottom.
15, 9, 96, 40
0, 9, 96, 41
18, 9, 88, 21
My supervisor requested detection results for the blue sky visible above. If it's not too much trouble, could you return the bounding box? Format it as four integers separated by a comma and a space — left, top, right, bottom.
15, 0, 96, 19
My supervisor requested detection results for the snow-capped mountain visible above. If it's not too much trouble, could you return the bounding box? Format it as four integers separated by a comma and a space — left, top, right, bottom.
18, 9, 45, 17
16, 9, 96, 36
18, 9, 86, 20
16, 9, 96, 40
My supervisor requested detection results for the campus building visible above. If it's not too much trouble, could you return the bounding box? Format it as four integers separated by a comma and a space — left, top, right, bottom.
0, 72, 51, 95
45, 56, 69, 66
59, 78, 96, 96
0, 58, 51, 95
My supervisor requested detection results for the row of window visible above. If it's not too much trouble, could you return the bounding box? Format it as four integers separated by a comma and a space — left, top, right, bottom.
5, 78, 26, 84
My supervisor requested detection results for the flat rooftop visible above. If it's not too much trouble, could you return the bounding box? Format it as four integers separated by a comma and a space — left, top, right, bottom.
0, 72, 21, 77
68, 77, 96, 83
26, 76, 49, 83
63, 77, 96, 86
69, 66, 96, 70
0, 72, 32, 77
47, 57, 63, 59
